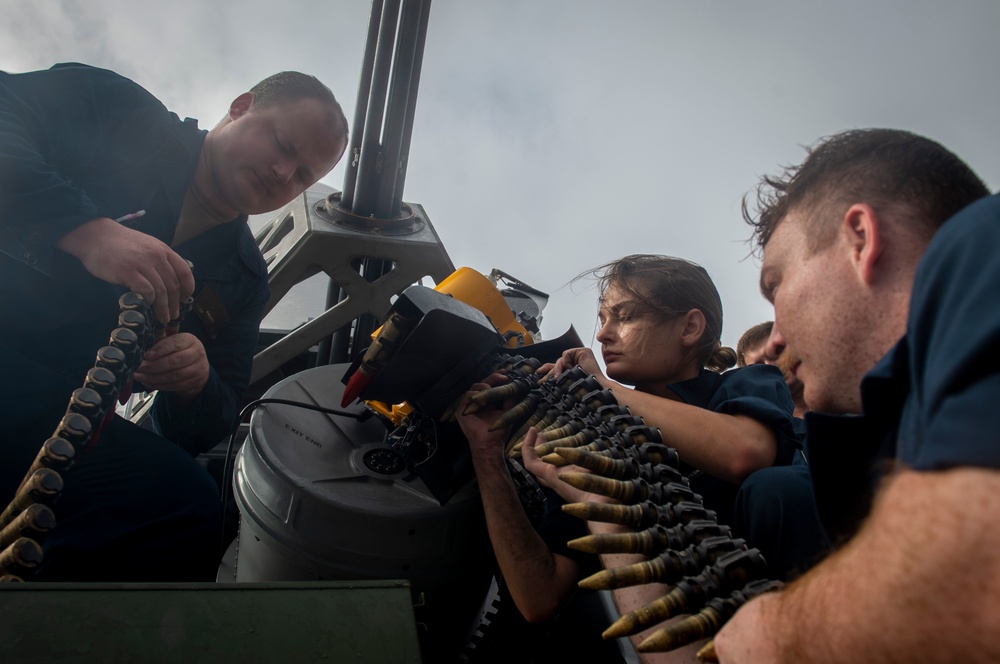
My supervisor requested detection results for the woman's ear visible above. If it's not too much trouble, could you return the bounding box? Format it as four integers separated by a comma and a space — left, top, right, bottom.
679, 309, 707, 348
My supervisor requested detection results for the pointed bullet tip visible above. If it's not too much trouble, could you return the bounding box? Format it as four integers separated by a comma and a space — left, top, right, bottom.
341, 372, 370, 407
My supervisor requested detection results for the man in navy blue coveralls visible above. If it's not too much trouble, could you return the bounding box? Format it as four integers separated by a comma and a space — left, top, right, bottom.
0, 63, 347, 580
713, 129, 999, 662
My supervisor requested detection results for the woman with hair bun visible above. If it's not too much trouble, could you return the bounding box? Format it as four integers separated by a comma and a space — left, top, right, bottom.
515, 255, 801, 661
535, 254, 798, 525
455, 255, 799, 662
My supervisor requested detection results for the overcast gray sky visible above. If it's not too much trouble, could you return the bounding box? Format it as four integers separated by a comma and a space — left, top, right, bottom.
4, 0, 999, 351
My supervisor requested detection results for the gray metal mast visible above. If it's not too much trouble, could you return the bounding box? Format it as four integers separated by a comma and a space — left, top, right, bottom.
320, 0, 433, 365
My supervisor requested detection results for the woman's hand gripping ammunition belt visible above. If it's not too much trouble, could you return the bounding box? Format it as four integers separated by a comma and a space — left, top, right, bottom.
469, 368, 784, 657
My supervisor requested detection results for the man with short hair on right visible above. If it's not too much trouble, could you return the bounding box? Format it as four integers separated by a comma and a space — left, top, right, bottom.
714, 128, 997, 662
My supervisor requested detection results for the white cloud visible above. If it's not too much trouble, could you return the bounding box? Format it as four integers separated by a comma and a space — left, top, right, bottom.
4, 0, 998, 349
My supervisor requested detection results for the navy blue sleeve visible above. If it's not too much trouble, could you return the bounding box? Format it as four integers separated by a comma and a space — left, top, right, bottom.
711, 365, 799, 466
149, 281, 269, 455
535, 488, 596, 570
898, 193, 1000, 471
149, 231, 270, 456
0, 64, 171, 275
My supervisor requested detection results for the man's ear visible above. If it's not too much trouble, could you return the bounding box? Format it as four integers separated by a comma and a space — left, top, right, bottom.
227, 92, 255, 121
842, 203, 884, 285
679, 309, 707, 348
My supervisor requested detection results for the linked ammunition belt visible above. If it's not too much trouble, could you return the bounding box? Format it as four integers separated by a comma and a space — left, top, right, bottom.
465, 364, 783, 656
0, 292, 190, 581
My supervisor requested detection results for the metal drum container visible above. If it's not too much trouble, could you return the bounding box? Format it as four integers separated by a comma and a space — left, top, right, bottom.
232, 364, 490, 658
